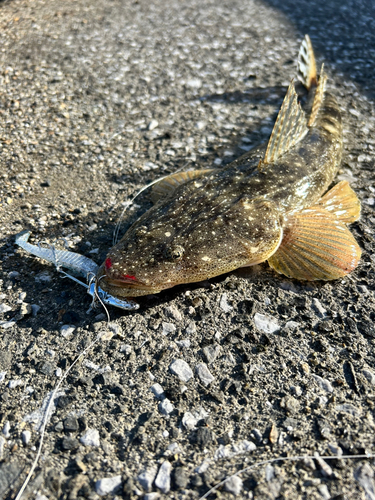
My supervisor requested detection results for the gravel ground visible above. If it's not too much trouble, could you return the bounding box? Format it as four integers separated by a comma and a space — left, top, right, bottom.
1, 0, 375, 499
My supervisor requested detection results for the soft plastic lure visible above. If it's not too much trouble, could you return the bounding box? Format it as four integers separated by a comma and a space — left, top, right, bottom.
15, 231, 139, 311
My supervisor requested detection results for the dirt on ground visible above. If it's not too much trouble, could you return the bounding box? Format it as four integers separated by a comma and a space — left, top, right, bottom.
0, 0, 375, 499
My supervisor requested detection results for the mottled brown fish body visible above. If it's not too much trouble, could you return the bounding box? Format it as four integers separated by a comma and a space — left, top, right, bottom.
97, 36, 361, 298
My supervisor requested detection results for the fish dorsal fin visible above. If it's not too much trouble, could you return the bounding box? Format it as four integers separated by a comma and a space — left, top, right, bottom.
308, 64, 327, 127
261, 81, 308, 165
297, 34, 318, 90
150, 168, 215, 203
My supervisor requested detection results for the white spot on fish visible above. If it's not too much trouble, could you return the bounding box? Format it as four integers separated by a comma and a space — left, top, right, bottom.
201, 256, 211, 262
165, 231, 171, 237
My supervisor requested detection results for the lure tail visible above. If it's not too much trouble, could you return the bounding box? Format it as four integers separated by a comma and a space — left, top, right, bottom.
15, 231, 139, 311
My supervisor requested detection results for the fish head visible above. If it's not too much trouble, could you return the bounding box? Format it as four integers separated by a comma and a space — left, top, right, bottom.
97, 198, 282, 298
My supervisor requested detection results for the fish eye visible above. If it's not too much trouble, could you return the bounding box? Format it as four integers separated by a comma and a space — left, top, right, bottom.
167, 245, 185, 260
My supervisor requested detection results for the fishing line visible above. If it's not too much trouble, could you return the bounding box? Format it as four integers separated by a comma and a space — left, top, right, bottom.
113, 162, 189, 245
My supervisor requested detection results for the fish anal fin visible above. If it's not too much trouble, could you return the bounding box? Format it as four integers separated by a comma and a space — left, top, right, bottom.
262, 81, 308, 165
268, 206, 361, 281
308, 64, 327, 127
314, 180, 361, 224
151, 168, 215, 202
298, 34, 318, 90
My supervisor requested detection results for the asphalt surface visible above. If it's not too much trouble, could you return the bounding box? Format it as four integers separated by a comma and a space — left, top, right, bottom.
0, 0, 375, 499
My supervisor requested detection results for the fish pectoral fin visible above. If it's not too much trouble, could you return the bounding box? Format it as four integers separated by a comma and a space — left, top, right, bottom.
313, 180, 361, 224
268, 206, 361, 281
297, 35, 318, 91
150, 168, 215, 203
261, 81, 308, 166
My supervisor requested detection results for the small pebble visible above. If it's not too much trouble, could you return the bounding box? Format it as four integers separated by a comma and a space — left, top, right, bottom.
182, 412, 197, 430
21, 430, 31, 445
158, 398, 174, 415
62, 436, 79, 451
95, 475, 122, 496
80, 428, 100, 447
154, 461, 172, 494
224, 476, 243, 495
64, 416, 79, 432
8, 379, 23, 389
265, 464, 275, 482
162, 322, 176, 335
150, 383, 165, 400
335, 403, 361, 417
169, 359, 194, 382
314, 453, 333, 477
175, 339, 191, 348
148, 119, 159, 131
60, 325, 76, 338
0, 436, 5, 460
312, 374, 333, 393
214, 440, 256, 460
195, 459, 211, 474
290, 385, 302, 397
328, 443, 343, 457
253, 313, 280, 333
0, 372, 6, 383
318, 484, 331, 500
311, 298, 327, 316
185, 321, 196, 334
2, 421, 10, 438
284, 321, 300, 330
196, 427, 214, 448
34, 271, 52, 283
203, 344, 221, 364
251, 428, 263, 444
144, 493, 160, 500
31, 304, 41, 317
362, 369, 375, 385
20, 303, 32, 316
195, 363, 215, 386
186, 78, 202, 89
165, 305, 183, 322
355, 463, 375, 499
0, 321, 16, 329
138, 466, 157, 492
173, 466, 189, 489
0, 304, 12, 313
195, 121, 206, 130
219, 293, 233, 312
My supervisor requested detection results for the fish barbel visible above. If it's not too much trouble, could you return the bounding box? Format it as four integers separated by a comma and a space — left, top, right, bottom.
98, 35, 361, 298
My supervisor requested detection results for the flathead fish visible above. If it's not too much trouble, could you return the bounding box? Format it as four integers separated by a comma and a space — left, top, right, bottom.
98, 36, 361, 298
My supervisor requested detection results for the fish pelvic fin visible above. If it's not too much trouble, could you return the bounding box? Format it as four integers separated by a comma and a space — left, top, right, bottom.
150, 168, 215, 203
261, 81, 308, 166
308, 64, 328, 127
268, 194, 361, 281
297, 34, 318, 90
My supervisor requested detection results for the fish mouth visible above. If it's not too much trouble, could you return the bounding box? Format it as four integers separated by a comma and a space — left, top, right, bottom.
100, 276, 177, 297
103, 276, 155, 290
97, 265, 178, 297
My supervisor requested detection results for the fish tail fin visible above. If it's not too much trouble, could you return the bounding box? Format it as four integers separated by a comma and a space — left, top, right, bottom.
297, 35, 318, 90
